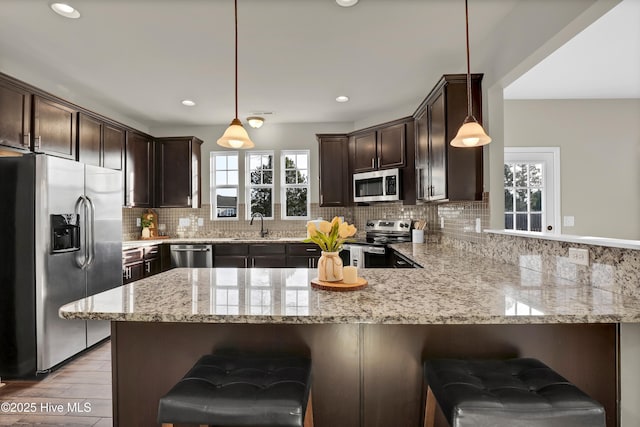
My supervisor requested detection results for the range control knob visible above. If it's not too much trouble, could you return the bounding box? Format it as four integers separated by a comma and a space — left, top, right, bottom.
366, 222, 374, 227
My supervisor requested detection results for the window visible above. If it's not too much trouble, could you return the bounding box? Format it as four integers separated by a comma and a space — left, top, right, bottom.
504, 147, 560, 233
281, 150, 310, 219
210, 152, 239, 220
246, 151, 274, 219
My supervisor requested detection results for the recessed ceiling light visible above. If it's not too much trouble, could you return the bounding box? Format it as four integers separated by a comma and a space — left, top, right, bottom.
50, 3, 81, 19
336, 0, 359, 7
181, 99, 196, 107
336, 95, 350, 103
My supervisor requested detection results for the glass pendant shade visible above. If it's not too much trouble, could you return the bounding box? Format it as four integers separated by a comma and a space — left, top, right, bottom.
451, 116, 491, 147
217, 118, 255, 149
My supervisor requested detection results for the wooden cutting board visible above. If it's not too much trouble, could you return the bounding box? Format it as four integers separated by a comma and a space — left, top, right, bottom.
310, 277, 368, 292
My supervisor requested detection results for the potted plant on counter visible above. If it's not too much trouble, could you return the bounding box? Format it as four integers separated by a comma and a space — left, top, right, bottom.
304, 217, 357, 282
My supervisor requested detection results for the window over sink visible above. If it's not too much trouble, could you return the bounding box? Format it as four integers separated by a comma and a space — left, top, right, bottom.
210, 152, 239, 220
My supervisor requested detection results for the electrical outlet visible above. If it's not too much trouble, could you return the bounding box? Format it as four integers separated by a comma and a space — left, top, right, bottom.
136, 218, 141, 227
197, 218, 204, 227
568, 248, 589, 266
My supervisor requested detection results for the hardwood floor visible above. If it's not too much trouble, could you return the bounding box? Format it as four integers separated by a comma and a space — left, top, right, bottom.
0, 341, 112, 426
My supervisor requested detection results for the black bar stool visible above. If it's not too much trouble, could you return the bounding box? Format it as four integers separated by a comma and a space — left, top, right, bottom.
423, 358, 605, 427
158, 352, 313, 427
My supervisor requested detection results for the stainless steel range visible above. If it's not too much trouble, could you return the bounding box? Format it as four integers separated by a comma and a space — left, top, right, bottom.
343, 219, 411, 268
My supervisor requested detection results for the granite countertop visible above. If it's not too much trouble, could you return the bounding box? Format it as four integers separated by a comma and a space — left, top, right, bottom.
122, 237, 308, 249
60, 244, 640, 325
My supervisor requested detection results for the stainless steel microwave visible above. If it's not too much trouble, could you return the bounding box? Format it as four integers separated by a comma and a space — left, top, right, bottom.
353, 168, 401, 203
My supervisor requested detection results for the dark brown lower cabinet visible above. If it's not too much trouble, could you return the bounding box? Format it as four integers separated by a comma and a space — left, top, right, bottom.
123, 245, 165, 283
286, 243, 321, 268
214, 243, 288, 268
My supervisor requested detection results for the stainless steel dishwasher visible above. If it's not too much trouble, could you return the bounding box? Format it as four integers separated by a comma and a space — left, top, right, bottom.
169, 244, 213, 268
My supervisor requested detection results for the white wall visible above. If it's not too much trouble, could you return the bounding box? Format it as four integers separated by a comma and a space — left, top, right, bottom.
149, 122, 354, 204
504, 99, 640, 239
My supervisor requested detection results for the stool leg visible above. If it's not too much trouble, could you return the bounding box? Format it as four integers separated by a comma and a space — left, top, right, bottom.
424, 386, 436, 427
304, 391, 314, 427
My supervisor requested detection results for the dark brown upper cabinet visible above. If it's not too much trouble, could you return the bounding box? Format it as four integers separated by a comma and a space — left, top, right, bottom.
103, 123, 125, 170
125, 131, 154, 208
0, 78, 31, 151
414, 73, 484, 202
155, 136, 203, 208
317, 134, 350, 207
351, 120, 407, 173
78, 113, 124, 170
33, 95, 77, 160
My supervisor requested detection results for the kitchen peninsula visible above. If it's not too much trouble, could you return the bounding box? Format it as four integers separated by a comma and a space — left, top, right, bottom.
60, 244, 639, 427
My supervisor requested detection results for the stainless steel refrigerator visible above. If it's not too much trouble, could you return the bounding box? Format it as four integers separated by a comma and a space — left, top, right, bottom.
0, 153, 122, 377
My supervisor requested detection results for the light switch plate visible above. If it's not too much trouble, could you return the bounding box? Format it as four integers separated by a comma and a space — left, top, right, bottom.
197, 218, 204, 227
563, 216, 575, 227
178, 217, 190, 227
136, 218, 141, 227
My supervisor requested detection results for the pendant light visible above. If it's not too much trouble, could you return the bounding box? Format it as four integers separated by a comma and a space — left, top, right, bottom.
217, 0, 255, 149
450, 0, 491, 148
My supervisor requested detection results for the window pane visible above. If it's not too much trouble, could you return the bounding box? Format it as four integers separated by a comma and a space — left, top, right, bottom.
530, 213, 542, 232
263, 170, 273, 184
285, 155, 296, 169
250, 170, 261, 184
286, 188, 308, 217
515, 189, 528, 212
505, 213, 514, 230
216, 188, 237, 218
216, 171, 227, 186
262, 155, 272, 169
228, 156, 238, 169
530, 188, 542, 212
297, 154, 307, 168
529, 164, 543, 187
516, 213, 528, 231
228, 171, 239, 185
251, 188, 272, 217
249, 155, 260, 171
504, 188, 514, 211
297, 169, 308, 184
285, 170, 297, 184
504, 164, 514, 186
216, 156, 227, 170
515, 164, 527, 187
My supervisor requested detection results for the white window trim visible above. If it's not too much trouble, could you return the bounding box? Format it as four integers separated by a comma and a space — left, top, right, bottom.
245, 150, 275, 220
210, 151, 240, 221
504, 147, 561, 234
281, 150, 311, 220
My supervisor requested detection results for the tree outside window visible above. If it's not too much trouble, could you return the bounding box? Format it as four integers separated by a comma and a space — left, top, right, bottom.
281, 150, 310, 219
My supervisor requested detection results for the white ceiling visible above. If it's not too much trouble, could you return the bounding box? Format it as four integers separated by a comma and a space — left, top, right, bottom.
0, 0, 632, 130
505, 0, 640, 99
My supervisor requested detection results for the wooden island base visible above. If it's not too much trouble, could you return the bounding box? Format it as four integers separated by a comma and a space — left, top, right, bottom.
110, 322, 617, 427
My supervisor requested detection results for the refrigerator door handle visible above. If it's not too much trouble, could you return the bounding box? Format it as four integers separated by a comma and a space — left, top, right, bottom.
74, 196, 88, 269
85, 196, 96, 267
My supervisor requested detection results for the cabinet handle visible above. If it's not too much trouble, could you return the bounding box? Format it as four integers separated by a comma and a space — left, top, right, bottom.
34, 136, 41, 150
305, 248, 317, 252
244, 257, 248, 268
145, 261, 150, 273
320, 194, 323, 205
252, 258, 255, 268
23, 133, 30, 147
371, 158, 375, 168
187, 195, 191, 205
377, 157, 380, 168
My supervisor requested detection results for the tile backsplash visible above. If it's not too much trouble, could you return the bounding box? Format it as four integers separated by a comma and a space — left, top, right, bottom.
123, 196, 489, 243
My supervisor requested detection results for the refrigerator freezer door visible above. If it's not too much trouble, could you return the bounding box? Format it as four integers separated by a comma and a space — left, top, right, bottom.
35, 155, 87, 372
85, 164, 123, 346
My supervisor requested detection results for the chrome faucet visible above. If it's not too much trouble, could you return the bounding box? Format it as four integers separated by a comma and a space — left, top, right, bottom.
250, 213, 269, 238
